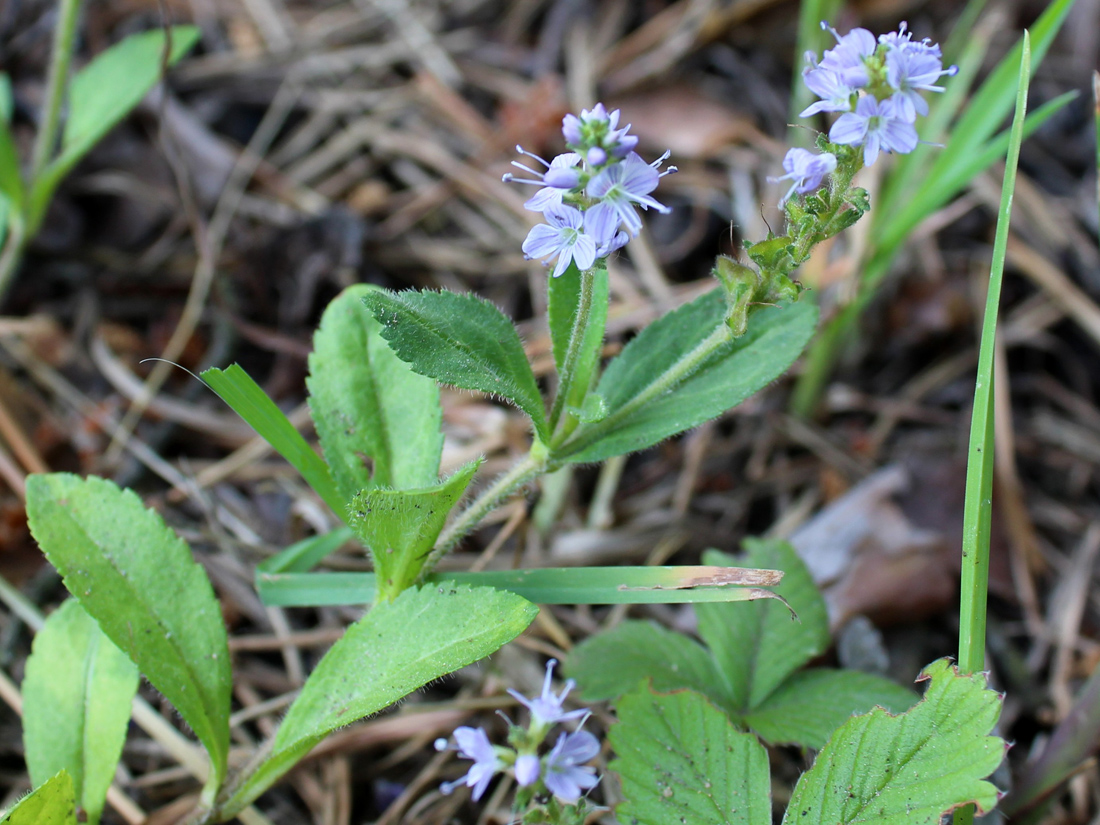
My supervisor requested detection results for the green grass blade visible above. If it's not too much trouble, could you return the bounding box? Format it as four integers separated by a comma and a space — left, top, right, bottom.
1095, 71, 1100, 241
941, 0, 990, 65
256, 565, 785, 607
201, 365, 346, 521
257, 527, 356, 574
958, 31, 1030, 679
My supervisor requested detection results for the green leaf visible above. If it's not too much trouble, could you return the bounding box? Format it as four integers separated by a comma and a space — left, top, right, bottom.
782, 659, 1005, 824
1, 772, 77, 825
28, 27, 201, 233
257, 527, 356, 574
744, 668, 916, 750
566, 621, 727, 703
610, 685, 771, 825
308, 284, 443, 500
362, 289, 548, 439
25, 474, 232, 787
0, 73, 12, 123
350, 460, 480, 600
560, 294, 817, 462
202, 364, 346, 521
22, 600, 139, 825
696, 540, 828, 712
220, 583, 537, 816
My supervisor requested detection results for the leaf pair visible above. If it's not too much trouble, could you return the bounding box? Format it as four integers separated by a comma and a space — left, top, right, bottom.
567, 538, 914, 749
362, 285, 819, 465
611, 659, 1005, 825
26, 474, 538, 814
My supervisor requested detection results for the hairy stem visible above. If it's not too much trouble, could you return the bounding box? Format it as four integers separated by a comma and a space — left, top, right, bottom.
547, 266, 597, 439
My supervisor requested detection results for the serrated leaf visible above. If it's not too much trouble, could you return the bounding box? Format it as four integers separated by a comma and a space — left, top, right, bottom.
560, 293, 817, 462
25, 474, 232, 786
362, 289, 547, 439
1, 772, 76, 825
350, 460, 480, 600
202, 364, 345, 520
696, 539, 828, 712
782, 659, 1005, 825
611, 686, 771, 825
308, 284, 443, 500
566, 620, 727, 703
744, 668, 916, 750
22, 601, 138, 825
28, 27, 200, 233
220, 583, 537, 816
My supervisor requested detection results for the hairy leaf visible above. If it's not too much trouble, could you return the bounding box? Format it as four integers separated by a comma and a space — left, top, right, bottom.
566, 620, 727, 703
611, 686, 771, 825
220, 583, 537, 816
1, 772, 76, 825
744, 668, 916, 750
547, 264, 609, 428
560, 293, 817, 462
23, 600, 138, 825
26, 474, 232, 785
308, 284, 443, 500
362, 289, 547, 439
782, 659, 1005, 824
350, 460, 480, 600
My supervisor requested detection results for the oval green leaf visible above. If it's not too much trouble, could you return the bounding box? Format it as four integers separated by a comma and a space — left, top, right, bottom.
22, 600, 138, 825
308, 284, 443, 499
25, 474, 232, 786
220, 583, 537, 815
1, 771, 77, 825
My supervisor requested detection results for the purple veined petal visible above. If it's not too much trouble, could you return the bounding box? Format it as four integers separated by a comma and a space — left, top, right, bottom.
523, 186, 564, 213
514, 754, 540, 787
571, 233, 598, 273
863, 132, 881, 167
880, 117, 919, 155
584, 202, 619, 246
562, 114, 583, 144
618, 153, 660, 196
828, 111, 869, 146
522, 224, 564, 259
598, 229, 630, 257
543, 731, 601, 804
585, 164, 618, 200
544, 203, 585, 230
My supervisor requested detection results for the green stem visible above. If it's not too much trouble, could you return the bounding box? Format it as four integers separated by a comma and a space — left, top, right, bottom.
31, 0, 82, 180
558, 322, 733, 458
0, 221, 25, 307
547, 266, 597, 440
418, 449, 550, 580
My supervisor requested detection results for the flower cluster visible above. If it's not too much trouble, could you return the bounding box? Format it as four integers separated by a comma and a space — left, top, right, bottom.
774, 21, 956, 206
505, 104, 675, 277
434, 660, 599, 808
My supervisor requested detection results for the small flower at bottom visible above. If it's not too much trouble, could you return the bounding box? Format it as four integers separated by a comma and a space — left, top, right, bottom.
436, 726, 503, 800
508, 658, 589, 729
543, 730, 600, 803
770, 148, 837, 207
522, 204, 607, 278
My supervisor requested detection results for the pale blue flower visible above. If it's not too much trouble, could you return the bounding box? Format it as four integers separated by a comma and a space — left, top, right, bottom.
586, 151, 672, 237
818, 23, 876, 87
885, 44, 957, 121
438, 726, 502, 800
522, 204, 605, 278
770, 148, 837, 206
514, 754, 541, 787
879, 21, 941, 58
502, 147, 582, 212
800, 66, 858, 117
562, 103, 638, 158
543, 730, 600, 803
507, 659, 588, 727
829, 95, 917, 167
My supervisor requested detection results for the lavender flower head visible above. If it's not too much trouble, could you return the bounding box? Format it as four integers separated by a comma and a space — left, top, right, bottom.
507, 658, 588, 728
506, 103, 675, 277
829, 95, 918, 167
770, 148, 837, 206
544, 730, 601, 803
436, 726, 503, 800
